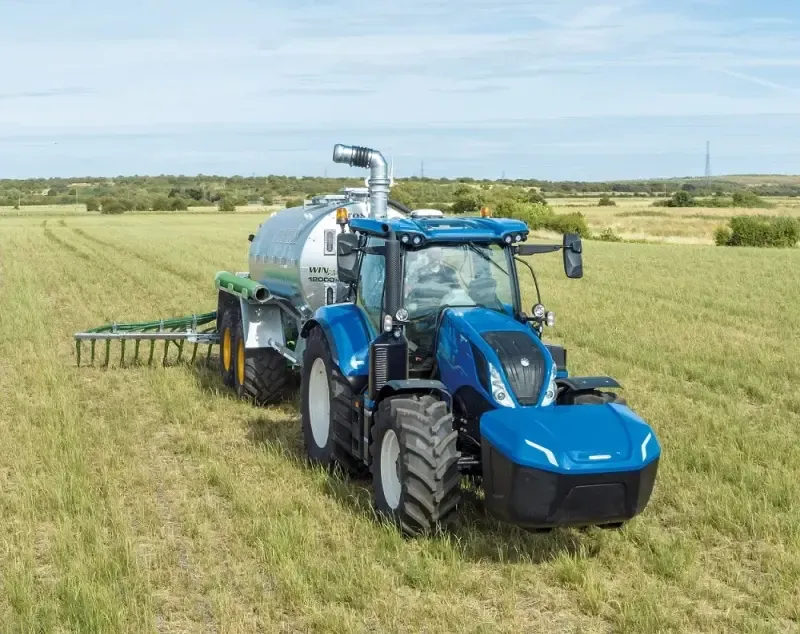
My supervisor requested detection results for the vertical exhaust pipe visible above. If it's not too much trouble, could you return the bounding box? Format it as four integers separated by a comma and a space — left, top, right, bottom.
332, 144, 390, 219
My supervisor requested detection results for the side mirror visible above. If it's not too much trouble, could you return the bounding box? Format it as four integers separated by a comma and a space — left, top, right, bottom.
562, 232, 583, 279
337, 232, 361, 284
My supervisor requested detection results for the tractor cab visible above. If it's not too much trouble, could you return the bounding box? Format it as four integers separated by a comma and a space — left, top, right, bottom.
335, 213, 581, 379
403, 241, 514, 374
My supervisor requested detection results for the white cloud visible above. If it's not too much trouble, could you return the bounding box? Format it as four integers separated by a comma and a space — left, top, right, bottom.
0, 0, 798, 177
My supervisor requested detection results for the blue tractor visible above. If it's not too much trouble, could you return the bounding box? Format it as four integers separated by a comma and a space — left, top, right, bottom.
296, 148, 661, 536
72, 142, 661, 537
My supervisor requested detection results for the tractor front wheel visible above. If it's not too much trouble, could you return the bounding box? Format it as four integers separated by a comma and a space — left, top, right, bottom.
300, 326, 367, 477
371, 394, 461, 537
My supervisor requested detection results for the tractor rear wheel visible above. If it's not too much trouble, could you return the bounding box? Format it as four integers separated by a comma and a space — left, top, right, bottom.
300, 326, 367, 477
371, 394, 461, 537
232, 329, 290, 405
218, 308, 239, 388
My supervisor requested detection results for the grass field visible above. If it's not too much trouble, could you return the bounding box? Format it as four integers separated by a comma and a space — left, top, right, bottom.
548, 196, 800, 244
1, 210, 800, 633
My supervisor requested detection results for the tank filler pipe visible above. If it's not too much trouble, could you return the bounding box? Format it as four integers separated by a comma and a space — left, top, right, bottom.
332, 144, 390, 219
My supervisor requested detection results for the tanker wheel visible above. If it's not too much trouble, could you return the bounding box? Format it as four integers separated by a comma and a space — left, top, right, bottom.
370, 394, 461, 537
232, 329, 290, 406
217, 308, 239, 389
300, 326, 367, 478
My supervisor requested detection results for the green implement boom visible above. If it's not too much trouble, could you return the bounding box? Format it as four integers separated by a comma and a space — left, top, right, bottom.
74, 311, 218, 367
72, 270, 271, 368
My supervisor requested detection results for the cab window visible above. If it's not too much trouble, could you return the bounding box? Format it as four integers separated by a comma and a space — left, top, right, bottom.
356, 236, 386, 333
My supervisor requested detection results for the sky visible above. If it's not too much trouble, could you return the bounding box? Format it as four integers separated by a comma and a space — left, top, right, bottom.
0, 0, 799, 181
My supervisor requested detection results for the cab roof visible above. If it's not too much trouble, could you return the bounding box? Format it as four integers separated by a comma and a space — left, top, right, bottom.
348, 214, 529, 246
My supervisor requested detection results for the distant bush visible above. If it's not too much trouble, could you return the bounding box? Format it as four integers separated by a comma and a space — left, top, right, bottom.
596, 227, 623, 242
537, 212, 591, 238
151, 196, 171, 211
100, 199, 126, 214
732, 191, 772, 208
285, 198, 304, 208
85, 197, 100, 212
616, 210, 668, 218
690, 191, 772, 209
491, 199, 590, 238
218, 198, 236, 212
714, 225, 733, 246
653, 190, 696, 208
451, 185, 487, 214
598, 195, 616, 207
133, 197, 151, 211
715, 216, 800, 248
696, 196, 731, 208
168, 197, 188, 211
526, 189, 547, 205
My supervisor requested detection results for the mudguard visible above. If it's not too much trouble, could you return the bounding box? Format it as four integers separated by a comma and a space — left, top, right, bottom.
480, 402, 660, 528
377, 379, 452, 407
300, 304, 375, 378
557, 376, 621, 392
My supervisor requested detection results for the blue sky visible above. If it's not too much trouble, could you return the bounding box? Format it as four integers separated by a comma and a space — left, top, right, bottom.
0, 0, 798, 181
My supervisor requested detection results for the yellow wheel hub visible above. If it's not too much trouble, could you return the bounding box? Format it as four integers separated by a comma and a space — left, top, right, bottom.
237, 338, 245, 385
222, 328, 231, 371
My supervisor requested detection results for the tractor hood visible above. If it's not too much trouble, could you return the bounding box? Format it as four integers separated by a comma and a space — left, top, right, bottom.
443, 307, 553, 407
444, 306, 532, 337
480, 402, 660, 474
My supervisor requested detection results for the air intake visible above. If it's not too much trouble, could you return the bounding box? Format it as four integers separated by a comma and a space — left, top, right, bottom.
481, 331, 546, 405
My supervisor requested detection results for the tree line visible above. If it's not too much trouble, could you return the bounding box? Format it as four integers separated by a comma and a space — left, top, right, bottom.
2, 172, 798, 211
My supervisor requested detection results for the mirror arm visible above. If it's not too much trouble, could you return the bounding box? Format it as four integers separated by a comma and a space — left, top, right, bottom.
514, 244, 561, 256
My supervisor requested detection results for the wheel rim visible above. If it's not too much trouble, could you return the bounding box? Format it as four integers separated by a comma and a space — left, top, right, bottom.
308, 358, 330, 448
380, 429, 401, 509
222, 328, 231, 371
236, 338, 245, 385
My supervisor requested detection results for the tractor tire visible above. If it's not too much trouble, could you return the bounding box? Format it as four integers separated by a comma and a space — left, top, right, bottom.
370, 394, 461, 537
300, 326, 367, 477
217, 307, 239, 388
232, 328, 290, 406
562, 389, 627, 406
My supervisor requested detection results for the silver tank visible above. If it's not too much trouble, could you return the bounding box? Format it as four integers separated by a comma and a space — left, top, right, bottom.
248, 193, 406, 316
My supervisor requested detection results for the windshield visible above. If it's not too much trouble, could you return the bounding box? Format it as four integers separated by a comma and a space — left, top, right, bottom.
403, 243, 515, 320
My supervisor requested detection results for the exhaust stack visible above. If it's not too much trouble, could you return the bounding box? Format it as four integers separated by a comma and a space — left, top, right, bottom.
332, 144, 390, 219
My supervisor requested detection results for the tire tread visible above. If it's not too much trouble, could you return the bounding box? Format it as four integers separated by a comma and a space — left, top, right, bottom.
371, 394, 461, 536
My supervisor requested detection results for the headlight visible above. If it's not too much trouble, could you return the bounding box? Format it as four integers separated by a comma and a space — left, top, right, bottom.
540, 362, 558, 406
532, 303, 545, 319
489, 363, 515, 408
